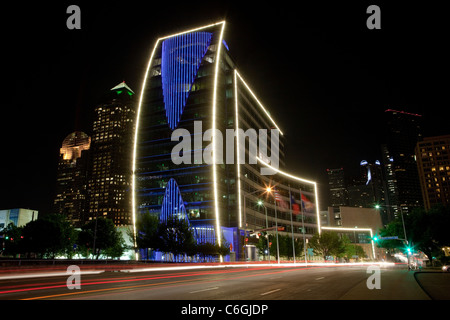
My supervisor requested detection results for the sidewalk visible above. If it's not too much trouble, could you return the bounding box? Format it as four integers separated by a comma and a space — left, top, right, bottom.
340, 268, 431, 300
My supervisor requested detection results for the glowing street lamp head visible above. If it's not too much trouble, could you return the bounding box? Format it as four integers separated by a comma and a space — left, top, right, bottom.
257, 200, 264, 206
266, 187, 272, 193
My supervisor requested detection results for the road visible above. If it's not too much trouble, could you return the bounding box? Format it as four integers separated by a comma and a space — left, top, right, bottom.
0, 263, 436, 301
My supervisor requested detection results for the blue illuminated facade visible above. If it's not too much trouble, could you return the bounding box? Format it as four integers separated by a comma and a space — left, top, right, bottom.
161, 32, 212, 130
135, 23, 235, 259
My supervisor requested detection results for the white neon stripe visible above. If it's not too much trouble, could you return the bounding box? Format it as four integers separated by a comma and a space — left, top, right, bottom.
132, 21, 226, 260
132, 39, 161, 260
212, 22, 226, 259
313, 181, 321, 234
256, 156, 321, 234
158, 21, 225, 40
234, 70, 243, 228
321, 227, 376, 259
235, 71, 284, 135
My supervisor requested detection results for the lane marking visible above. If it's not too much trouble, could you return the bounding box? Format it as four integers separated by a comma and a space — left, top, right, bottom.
315, 277, 325, 280
189, 287, 219, 294
260, 288, 281, 296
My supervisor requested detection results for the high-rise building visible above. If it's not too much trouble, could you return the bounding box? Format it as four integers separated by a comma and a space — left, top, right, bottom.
415, 135, 450, 210
133, 22, 321, 261
87, 82, 136, 227
383, 109, 423, 215
54, 131, 91, 227
327, 168, 348, 207
381, 143, 398, 222
346, 160, 387, 224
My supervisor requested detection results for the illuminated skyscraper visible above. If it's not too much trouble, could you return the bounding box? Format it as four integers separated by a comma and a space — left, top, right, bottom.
54, 131, 91, 227
415, 135, 450, 210
87, 82, 135, 227
133, 22, 320, 261
383, 109, 423, 215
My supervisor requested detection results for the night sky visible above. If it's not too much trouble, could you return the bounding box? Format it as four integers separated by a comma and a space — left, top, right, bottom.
2, 1, 448, 214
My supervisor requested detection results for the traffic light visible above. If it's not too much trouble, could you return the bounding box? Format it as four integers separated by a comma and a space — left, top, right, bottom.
373, 235, 379, 242
406, 247, 412, 255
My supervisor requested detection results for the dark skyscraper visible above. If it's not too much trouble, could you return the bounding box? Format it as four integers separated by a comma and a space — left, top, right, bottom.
54, 131, 91, 227
383, 109, 423, 215
87, 82, 136, 227
327, 168, 348, 207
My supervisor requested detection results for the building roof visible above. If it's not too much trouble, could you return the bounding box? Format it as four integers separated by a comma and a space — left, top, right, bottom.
111, 81, 135, 94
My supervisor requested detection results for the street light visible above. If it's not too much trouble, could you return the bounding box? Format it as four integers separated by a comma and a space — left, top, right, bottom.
375, 204, 410, 268
257, 199, 271, 264
242, 188, 268, 261
265, 187, 280, 264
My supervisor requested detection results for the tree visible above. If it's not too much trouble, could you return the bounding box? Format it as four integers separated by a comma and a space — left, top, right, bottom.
78, 218, 124, 259
134, 210, 161, 259
378, 205, 450, 266
308, 231, 343, 261
196, 241, 230, 262
1, 223, 23, 257
21, 214, 76, 258
341, 235, 366, 261
157, 217, 197, 261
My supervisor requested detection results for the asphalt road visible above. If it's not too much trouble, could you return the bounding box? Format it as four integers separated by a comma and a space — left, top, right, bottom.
0, 264, 437, 301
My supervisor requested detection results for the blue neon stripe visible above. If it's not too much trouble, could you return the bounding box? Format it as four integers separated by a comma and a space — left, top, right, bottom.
161, 31, 212, 130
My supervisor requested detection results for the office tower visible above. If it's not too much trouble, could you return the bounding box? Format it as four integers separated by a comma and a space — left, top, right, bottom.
381, 144, 398, 223
54, 131, 91, 227
383, 109, 423, 215
87, 82, 135, 226
133, 22, 321, 260
327, 168, 348, 207
415, 135, 450, 210
347, 160, 387, 224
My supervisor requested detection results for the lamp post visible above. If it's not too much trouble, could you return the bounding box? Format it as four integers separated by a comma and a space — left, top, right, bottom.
257, 200, 271, 264
266, 187, 280, 264
242, 188, 267, 261
375, 204, 410, 269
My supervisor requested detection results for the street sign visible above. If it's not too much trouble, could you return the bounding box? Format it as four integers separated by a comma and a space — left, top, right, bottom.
380, 236, 399, 240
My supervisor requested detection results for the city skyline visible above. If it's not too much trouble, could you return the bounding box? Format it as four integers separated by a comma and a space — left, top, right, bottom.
2, 1, 448, 216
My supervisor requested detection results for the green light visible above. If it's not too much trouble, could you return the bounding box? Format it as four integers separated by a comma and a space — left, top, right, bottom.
375, 204, 380, 209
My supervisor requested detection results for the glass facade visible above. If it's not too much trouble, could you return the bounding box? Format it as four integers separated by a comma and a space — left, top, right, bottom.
134, 22, 320, 260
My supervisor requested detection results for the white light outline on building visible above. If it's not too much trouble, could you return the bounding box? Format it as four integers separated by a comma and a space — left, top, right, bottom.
256, 156, 321, 234
234, 70, 243, 228
321, 226, 376, 259
235, 72, 284, 136
132, 21, 225, 260
212, 22, 226, 260
132, 38, 160, 260
234, 70, 285, 229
